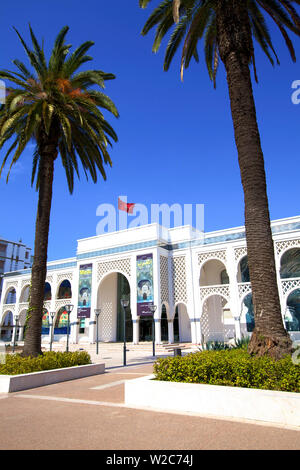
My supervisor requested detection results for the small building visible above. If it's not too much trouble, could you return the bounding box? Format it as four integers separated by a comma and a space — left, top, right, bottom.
0, 237, 32, 298
0, 216, 300, 345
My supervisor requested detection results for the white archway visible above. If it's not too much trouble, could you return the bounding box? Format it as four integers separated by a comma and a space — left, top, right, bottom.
200, 294, 232, 343
56, 279, 72, 299
19, 285, 30, 303
1, 310, 14, 341
200, 259, 229, 287
174, 302, 191, 342
4, 287, 16, 305
97, 271, 132, 342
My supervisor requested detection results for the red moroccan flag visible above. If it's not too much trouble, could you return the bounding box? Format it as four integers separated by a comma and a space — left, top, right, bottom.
118, 198, 135, 214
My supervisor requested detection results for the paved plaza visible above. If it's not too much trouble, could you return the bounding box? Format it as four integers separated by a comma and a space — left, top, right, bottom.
0, 343, 299, 450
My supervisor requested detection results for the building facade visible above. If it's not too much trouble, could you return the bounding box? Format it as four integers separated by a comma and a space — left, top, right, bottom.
1, 216, 300, 345
0, 237, 32, 299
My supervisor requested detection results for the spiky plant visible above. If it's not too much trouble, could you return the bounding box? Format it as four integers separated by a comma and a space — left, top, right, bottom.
139, 0, 300, 359
0, 26, 119, 356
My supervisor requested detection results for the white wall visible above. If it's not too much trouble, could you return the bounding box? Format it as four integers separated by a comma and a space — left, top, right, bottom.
178, 304, 191, 342
97, 273, 118, 342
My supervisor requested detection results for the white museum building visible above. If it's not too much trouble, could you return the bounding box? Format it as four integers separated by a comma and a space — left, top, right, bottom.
1, 215, 300, 346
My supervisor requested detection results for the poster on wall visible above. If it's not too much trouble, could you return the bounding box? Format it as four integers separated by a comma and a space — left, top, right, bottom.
136, 253, 154, 316
77, 264, 92, 318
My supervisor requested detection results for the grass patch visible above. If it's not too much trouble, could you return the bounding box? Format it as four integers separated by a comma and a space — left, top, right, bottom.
0, 351, 91, 375
154, 349, 300, 393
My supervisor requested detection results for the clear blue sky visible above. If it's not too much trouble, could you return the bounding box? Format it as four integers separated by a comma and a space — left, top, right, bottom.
0, 0, 299, 261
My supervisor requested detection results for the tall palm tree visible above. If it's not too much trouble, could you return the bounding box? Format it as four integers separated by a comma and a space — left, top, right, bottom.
139, 0, 300, 358
0, 26, 119, 356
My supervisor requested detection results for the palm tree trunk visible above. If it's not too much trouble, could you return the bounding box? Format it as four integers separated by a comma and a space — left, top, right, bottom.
216, 0, 292, 359
23, 137, 58, 357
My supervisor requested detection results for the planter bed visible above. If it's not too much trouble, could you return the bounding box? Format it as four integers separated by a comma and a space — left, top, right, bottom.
0, 363, 105, 393
125, 375, 300, 428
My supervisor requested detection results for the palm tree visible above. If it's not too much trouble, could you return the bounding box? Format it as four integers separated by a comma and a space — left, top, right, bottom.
139, 0, 300, 359
0, 26, 119, 356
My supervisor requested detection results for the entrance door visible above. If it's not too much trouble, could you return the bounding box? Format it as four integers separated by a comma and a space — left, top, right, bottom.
116, 273, 133, 342
139, 316, 153, 341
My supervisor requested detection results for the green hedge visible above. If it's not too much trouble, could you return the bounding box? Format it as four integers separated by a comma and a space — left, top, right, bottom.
153, 349, 300, 393
0, 351, 91, 375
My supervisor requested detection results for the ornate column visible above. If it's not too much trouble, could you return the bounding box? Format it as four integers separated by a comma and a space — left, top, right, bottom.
154, 318, 161, 344
228, 246, 242, 341
132, 318, 139, 344
274, 241, 286, 324
167, 319, 174, 344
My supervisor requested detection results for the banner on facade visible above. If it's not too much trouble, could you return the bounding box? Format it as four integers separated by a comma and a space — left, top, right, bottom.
77, 264, 92, 318
136, 253, 154, 316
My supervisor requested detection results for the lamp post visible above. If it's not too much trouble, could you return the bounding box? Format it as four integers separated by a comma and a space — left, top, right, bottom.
149, 304, 157, 357
64, 304, 74, 352
12, 314, 19, 353
121, 298, 129, 366
50, 311, 55, 352
94, 309, 101, 355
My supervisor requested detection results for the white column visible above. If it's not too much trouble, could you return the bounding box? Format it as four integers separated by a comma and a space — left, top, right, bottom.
48, 277, 57, 344
155, 319, 161, 344
69, 267, 80, 344
130, 254, 138, 343
133, 319, 139, 344
191, 318, 201, 344
233, 317, 242, 341
13, 281, 21, 344
185, 246, 196, 341
88, 261, 98, 344
153, 249, 161, 323
274, 247, 285, 324
168, 319, 174, 344
11, 314, 18, 345
227, 246, 241, 341
18, 326, 23, 341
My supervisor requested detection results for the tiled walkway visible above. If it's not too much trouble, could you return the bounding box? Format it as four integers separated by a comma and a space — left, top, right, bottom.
0, 360, 299, 450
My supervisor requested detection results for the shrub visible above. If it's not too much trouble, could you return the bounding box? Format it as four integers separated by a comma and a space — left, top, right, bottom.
0, 350, 91, 375
153, 349, 300, 393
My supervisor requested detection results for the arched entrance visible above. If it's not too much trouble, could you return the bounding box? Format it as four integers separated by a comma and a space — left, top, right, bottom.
285, 289, 300, 332
4, 288, 16, 305
161, 304, 168, 342
20, 285, 30, 303
97, 272, 132, 342
201, 295, 228, 342
54, 307, 70, 336
237, 256, 250, 283
42, 310, 50, 335
139, 316, 153, 342
1, 311, 13, 341
280, 248, 300, 279
174, 303, 191, 342
44, 282, 52, 301
241, 293, 255, 334
57, 280, 72, 299
200, 259, 229, 286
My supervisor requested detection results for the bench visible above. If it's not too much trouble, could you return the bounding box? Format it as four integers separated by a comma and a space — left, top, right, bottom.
162, 344, 188, 357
